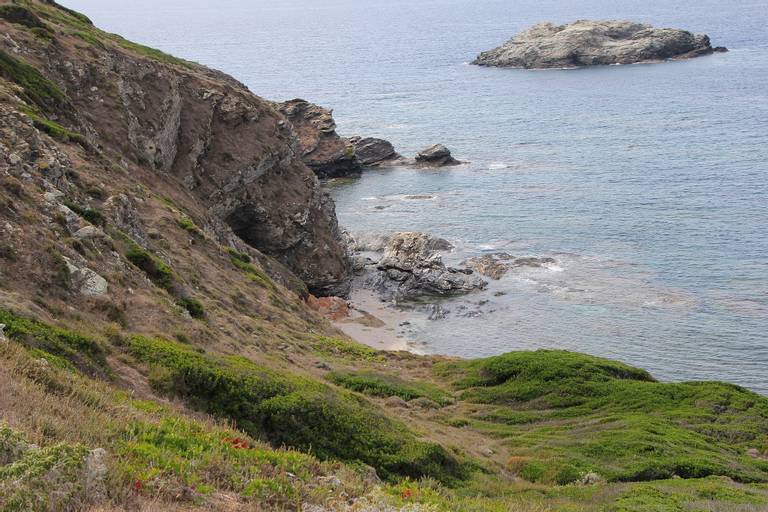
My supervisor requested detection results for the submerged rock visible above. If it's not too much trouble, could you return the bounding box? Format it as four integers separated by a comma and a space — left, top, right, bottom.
472, 20, 727, 69
414, 144, 461, 167
463, 253, 556, 279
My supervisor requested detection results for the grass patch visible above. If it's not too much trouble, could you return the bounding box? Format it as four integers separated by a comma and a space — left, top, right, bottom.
177, 297, 205, 319
61, 199, 104, 226
21, 108, 85, 144
0, 49, 65, 111
177, 215, 201, 235
436, 350, 768, 485
124, 244, 174, 290
38, 0, 92, 26
311, 336, 383, 362
0, 425, 89, 512
0, 309, 108, 377
73, 30, 105, 49
126, 336, 467, 484
0, 5, 50, 31
227, 249, 275, 289
330, 371, 453, 406
106, 34, 194, 68
115, 232, 205, 319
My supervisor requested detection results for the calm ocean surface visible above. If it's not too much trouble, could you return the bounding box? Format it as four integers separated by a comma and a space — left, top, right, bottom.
65, 0, 768, 393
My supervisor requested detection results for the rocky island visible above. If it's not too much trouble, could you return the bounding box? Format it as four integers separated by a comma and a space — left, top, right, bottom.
473, 20, 727, 69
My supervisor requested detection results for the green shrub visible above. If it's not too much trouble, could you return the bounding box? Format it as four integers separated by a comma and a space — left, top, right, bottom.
126, 336, 466, 484
177, 216, 200, 235
0, 5, 50, 31
61, 200, 104, 226
0, 50, 65, 110
227, 250, 275, 289
436, 350, 768, 485
73, 31, 105, 48
177, 297, 204, 319
330, 372, 452, 406
0, 310, 108, 377
0, 428, 89, 512
311, 336, 382, 362
39, 0, 93, 26
125, 246, 174, 290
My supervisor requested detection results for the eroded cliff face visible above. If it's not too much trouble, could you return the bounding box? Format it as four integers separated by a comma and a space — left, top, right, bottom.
0, 4, 350, 295
277, 99, 361, 179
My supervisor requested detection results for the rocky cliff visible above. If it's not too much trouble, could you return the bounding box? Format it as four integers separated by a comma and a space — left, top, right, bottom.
473, 20, 727, 69
0, 2, 350, 295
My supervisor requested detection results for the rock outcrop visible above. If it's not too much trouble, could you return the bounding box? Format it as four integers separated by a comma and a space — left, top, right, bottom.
414, 144, 461, 167
472, 20, 727, 69
278, 99, 361, 179
372, 232, 486, 299
463, 253, 556, 280
0, 28, 351, 295
346, 136, 402, 167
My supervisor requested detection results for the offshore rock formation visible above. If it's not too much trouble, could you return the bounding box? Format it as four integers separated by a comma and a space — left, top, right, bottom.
278, 99, 361, 179
473, 20, 727, 69
414, 144, 461, 167
463, 253, 557, 280
0, 24, 350, 294
346, 136, 401, 167
356, 232, 486, 300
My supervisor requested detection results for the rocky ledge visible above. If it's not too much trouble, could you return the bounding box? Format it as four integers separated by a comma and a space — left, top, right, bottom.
472, 20, 727, 69
350, 232, 487, 300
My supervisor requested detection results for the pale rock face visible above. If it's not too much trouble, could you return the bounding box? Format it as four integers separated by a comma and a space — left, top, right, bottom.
62, 257, 109, 296
473, 20, 726, 69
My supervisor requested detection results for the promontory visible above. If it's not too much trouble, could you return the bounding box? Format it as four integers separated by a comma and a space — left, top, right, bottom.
472, 20, 727, 69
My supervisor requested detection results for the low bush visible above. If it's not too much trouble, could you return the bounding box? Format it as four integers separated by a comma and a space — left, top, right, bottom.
126, 336, 467, 484
0, 309, 108, 377
330, 372, 452, 406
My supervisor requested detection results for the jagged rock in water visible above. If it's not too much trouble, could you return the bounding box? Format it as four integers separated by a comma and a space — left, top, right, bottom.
463, 253, 556, 279
346, 136, 401, 167
472, 20, 727, 69
278, 99, 361, 179
414, 144, 461, 167
374, 232, 485, 299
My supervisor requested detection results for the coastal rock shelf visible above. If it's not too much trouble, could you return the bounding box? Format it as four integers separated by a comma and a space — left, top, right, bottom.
472, 20, 727, 69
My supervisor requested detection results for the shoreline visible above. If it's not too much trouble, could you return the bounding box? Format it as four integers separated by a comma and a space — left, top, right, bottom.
332, 289, 421, 353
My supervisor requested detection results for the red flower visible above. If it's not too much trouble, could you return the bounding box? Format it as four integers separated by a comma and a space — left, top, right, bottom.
133, 479, 143, 492
401, 488, 414, 500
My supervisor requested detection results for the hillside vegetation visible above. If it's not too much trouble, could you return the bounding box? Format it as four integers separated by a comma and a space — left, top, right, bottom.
1, 1, 767, 510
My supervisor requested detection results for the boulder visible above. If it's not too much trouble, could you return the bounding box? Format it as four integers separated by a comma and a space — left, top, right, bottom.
414, 144, 461, 167
374, 232, 485, 299
346, 136, 401, 166
472, 20, 728, 69
62, 256, 109, 296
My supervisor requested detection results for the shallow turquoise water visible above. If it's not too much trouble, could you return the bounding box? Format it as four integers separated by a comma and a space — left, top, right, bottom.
66, 0, 768, 393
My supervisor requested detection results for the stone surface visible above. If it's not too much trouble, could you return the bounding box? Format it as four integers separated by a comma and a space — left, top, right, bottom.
0, 33, 352, 296
463, 253, 556, 279
62, 257, 109, 296
414, 144, 461, 167
346, 136, 401, 167
278, 99, 361, 179
472, 20, 727, 69
374, 232, 486, 299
